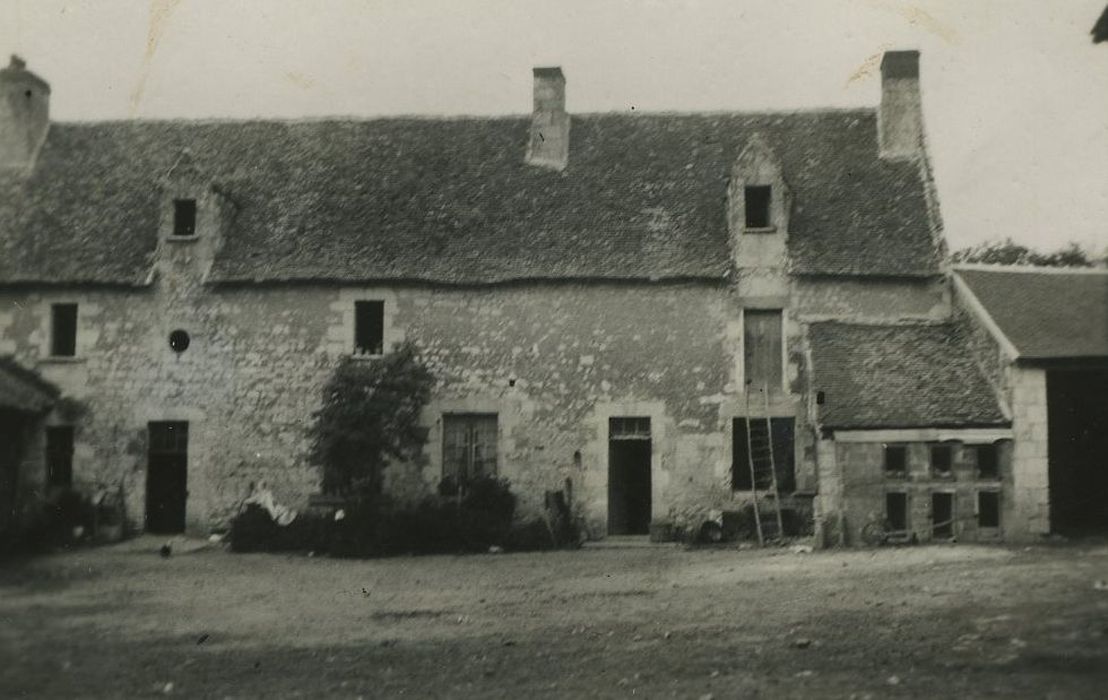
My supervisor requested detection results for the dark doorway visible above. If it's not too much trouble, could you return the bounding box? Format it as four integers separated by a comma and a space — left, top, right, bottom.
1047, 369, 1108, 535
146, 421, 188, 534
608, 417, 651, 535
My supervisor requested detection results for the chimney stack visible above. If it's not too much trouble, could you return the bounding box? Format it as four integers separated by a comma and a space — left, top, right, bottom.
0, 55, 50, 171
878, 50, 922, 160
526, 67, 570, 170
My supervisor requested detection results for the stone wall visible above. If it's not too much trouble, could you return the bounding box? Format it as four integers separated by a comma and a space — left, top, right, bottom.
832, 438, 1012, 544
1, 276, 824, 536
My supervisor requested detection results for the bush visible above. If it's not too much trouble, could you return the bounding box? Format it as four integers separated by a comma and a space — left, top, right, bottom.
229, 505, 332, 553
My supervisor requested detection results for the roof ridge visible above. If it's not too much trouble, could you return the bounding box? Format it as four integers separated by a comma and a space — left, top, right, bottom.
50, 106, 875, 127
954, 263, 1108, 276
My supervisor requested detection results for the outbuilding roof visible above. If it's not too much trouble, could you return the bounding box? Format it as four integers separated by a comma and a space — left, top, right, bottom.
0, 356, 59, 413
955, 267, 1108, 362
0, 110, 940, 286
808, 322, 1009, 430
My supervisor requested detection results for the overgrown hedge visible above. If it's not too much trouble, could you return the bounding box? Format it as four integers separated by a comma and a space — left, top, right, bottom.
230, 476, 579, 557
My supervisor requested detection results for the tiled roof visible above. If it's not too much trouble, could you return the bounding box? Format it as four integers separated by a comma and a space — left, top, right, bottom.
0, 110, 940, 286
956, 267, 1108, 361
0, 356, 59, 413
808, 322, 1009, 430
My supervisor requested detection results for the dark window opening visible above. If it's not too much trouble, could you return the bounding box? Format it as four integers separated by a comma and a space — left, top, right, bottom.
46, 426, 75, 488
354, 301, 385, 356
732, 417, 795, 492
743, 309, 783, 392
883, 444, 907, 475
744, 185, 772, 229
885, 492, 908, 533
50, 303, 78, 357
975, 443, 999, 479
932, 492, 954, 539
442, 413, 498, 485
931, 443, 954, 476
173, 199, 197, 237
169, 329, 190, 353
978, 491, 1000, 528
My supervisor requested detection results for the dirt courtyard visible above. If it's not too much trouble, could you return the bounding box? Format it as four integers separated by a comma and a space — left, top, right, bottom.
2, 540, 1108, 698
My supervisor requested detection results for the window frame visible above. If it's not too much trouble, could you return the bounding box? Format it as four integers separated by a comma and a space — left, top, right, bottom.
743, 184, 774, 231
975, 443, 999, 480
741, 307, 785, 393
49, 303, 78, 358
930, 442, 955, 478
977, 490, 1001, 529
731, 416, 796, 492
882, 443, 908, 477
441, 413, 499, 486
172, 198, 198, 238
884, 490, 909, 537
353, 300, 386, 357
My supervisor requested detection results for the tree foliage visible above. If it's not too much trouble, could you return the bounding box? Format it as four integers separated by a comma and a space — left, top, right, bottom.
951, 238, 1096, 268
308, 342, 434, 498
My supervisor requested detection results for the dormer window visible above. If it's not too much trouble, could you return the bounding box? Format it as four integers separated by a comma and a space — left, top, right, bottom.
173, 199, 197, 237
744, 185, 772, 230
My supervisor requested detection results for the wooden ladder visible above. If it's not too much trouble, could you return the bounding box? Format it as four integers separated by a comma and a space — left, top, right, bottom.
744, 386, 786, 545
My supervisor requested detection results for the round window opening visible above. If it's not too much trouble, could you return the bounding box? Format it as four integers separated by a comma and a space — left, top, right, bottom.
169, 329, 191, 353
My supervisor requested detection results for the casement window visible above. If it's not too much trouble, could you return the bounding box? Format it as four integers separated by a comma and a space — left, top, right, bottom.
744, 185, 772, 229
975, 443, 999, 479
731, 417, 795, 492
173, 199, 197, 237
930, 443, 954, 477
885, 491, 908, 534
50, 303, 78, 357
977, 491, 1000, 528
353, 300, 385, 356
883, 444, 907, 476
442, 413, 498, 483
743, 309, 783, 392
45, 426, 75, 488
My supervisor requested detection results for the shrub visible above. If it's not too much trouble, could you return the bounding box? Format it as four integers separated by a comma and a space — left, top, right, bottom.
308, 342, 434, 499
229, 505, 332, 553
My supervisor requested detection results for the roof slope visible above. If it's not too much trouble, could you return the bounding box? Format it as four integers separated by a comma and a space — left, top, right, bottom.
0, 356, 59, 413
0, 110, 939, 286
809, 322, 1008, 429
956, 268, 1108, 361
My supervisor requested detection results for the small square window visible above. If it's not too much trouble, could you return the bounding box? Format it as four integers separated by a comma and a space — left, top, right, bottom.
354, 301, 385, 356
173, 199, 197, 237
978, 491, 1000, 528
883, 444, 907, 475
50, 303, 78, 357
976, 443, 999, 479
744, 185, 772, 229
46, 426, 74, 488
931, 443, 954, 476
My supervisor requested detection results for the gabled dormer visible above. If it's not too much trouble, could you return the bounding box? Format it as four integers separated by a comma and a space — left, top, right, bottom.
728, 132, 792, 275
156, 148, 236, 283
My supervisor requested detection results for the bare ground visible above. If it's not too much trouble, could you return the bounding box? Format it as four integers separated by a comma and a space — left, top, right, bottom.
2, 539, 1108, 698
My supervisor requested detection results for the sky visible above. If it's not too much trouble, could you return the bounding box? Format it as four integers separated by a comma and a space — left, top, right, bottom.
2, 0, 1106, 253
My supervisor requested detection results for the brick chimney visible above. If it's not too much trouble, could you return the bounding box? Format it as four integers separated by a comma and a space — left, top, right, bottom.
878, 50, 922, 160
526, 67, 570, 170
0, 56, 50, 170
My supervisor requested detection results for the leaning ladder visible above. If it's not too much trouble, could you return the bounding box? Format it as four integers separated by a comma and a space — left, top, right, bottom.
744, 386, 786, 545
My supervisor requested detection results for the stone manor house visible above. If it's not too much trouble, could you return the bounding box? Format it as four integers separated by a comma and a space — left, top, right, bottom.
3, 51, 1103, 545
